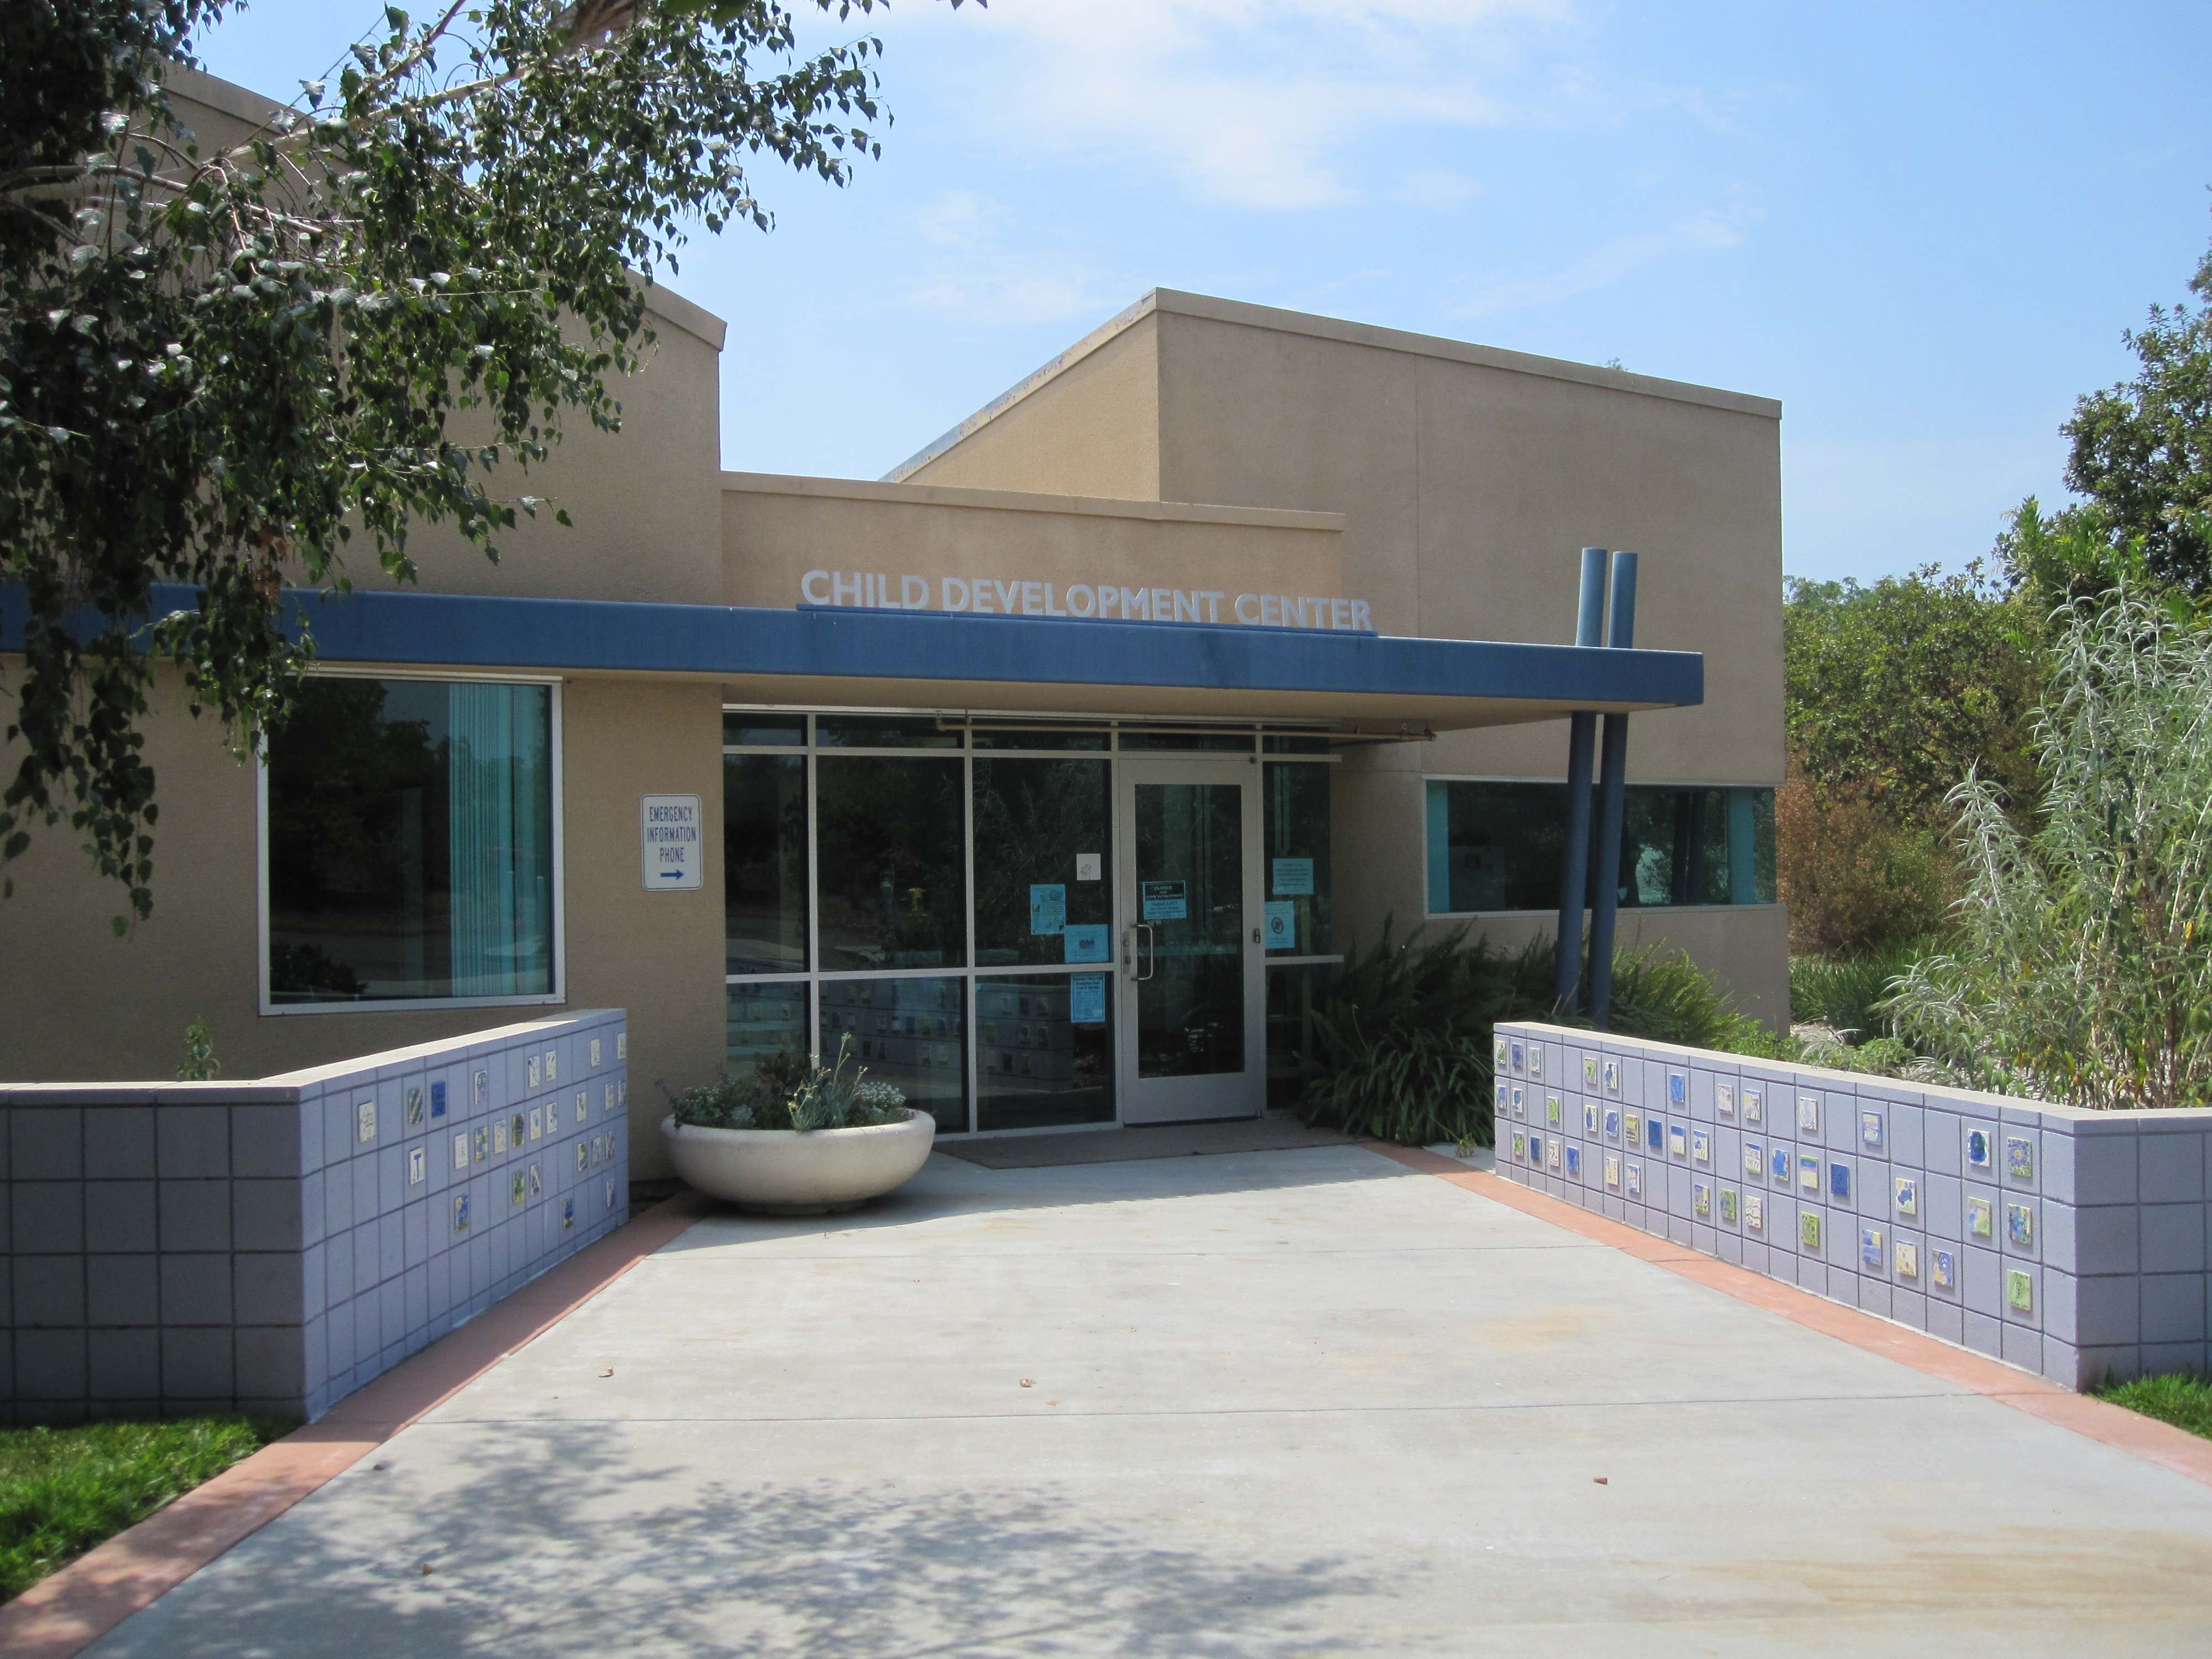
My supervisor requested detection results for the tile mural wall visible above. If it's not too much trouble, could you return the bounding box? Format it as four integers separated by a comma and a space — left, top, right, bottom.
3, 1010, 630, 1425
1493, 1020, 2212, 1391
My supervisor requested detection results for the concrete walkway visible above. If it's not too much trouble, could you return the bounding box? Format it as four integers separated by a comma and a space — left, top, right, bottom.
87, 1147, 2212, 1656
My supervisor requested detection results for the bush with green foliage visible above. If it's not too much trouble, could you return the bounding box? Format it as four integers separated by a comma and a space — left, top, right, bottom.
1789, 942, 1933, 1045
1, 1414, 286, 1600
2095, 1372, 2212, 1442
1293, 921, 1785, 1147
1885, 592, 2212, 1108
671, 1035, 909, 1132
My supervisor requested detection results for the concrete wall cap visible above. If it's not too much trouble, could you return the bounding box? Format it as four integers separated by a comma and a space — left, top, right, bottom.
724, 469, 1344, 533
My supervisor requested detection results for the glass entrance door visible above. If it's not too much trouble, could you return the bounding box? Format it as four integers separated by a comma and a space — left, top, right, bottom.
1115, 758, 1265, 1124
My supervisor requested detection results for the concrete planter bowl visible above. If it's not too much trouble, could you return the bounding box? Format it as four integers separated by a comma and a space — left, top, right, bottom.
660, 1111, 936, 1215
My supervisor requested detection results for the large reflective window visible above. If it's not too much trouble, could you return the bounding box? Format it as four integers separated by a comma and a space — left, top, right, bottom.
267, 677, 554, 1004
972, 758, 1112, 968
977, 974, 1113, 1130
819, 976, 967, 1133
727, 980, 809, 1080
1265, 964, 1330, 1109
1132, 780, 1245, 1078
1262, 761, 1331, 954
815, 756, 967, 969
723, 754, 808, 973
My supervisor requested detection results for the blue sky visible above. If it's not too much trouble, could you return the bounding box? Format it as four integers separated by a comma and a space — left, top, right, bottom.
197, 1, 2212, 583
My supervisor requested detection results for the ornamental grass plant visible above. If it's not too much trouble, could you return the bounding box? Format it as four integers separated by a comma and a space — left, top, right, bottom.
671, 1035, 910, 1132
1884, 592, 2212, 1108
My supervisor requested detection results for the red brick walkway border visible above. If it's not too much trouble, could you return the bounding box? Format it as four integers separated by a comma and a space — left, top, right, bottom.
1369, 1144, 2212, 1489
0, 1191, 715, 1659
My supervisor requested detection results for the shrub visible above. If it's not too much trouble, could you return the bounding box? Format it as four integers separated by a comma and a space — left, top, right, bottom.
671, 1037, 909, 1132
1775, 775, 1955, 956
1788, 941, 1934, 1044
1885, 592, 2212, 1107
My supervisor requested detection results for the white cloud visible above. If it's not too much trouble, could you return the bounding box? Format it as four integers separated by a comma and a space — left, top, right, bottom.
938, 0, 1582, 210
1447, 191, 1760, 317
894, 190, 1128, 326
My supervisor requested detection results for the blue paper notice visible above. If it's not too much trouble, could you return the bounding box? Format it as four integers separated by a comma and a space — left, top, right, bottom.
1029, 884, 1067, 935
1069, 973, 1107, 1025
1062, 924, 1110, 963
1140, 880, 1188, 921
1271, 857, 1314, 896
1264, 900, 1297, 950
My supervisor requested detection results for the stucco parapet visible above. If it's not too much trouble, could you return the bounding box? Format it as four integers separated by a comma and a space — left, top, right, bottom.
724, 470, 1344, 533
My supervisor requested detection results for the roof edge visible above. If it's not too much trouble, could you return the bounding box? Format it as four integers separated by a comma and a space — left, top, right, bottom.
724, 469, 1343, 533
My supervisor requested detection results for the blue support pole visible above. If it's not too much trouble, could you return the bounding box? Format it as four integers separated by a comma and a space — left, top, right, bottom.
1552, 549, 1608, 1009
1587, 550, 1639, 1029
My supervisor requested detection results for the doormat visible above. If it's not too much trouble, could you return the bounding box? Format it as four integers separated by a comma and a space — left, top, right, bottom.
936, 1113, 1367, 1170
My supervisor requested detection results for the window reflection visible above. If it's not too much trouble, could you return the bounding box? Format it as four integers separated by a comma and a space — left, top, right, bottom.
976, 974, 1113, 1130
819, 976, 966, 1133
972, 758, 1111, 968
723, 753, 807, 973
815, 756, 968, 969
727, 980, 808, 1081
1262, 761, 1331, 954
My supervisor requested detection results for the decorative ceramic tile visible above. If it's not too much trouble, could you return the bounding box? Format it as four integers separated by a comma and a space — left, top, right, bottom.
1511, 1130, 1526, 1161
1566, 1146, 1582, 1178
1719, 1187, 1739, 1224
1546, 1138, 1561, 1171
2006, 1136, 2034, 1182
1530, 1134, 1545, 1165
576, 1091, 588, 1124
562, 1194, 576, 1230
1800, 1211, 1823, 1250
453, 1134, 469, 1172
2007, 1202, 2034, 1248
1603, 1058, 1622, 1094
1797, 1094, 1821, 1134
1495, 1082, 1509, 1117
1746, 1192, 1765, 1232
1966, 1126, 1994, 1174
606, 1176, 619, 1209
1583, 1103, 1599, 1134
544, 1048, 559, 1083
1509, 1039, 1525, 1074
511, 1171, 527, 1206
406, 1087, 425, 1128
1966, 1196, 1994, 1240
1829, 1162, 1851, 1203
431, 1080, 448, 1119
1529, 1044, 1544, 1082
1896, 1240, 1918, 1280
529, 1108, 543, 1140
472, 1069, 488, 1109
591, 1038, 603, 1068
618, 1078, 628, 1105
1771, 1146, 1792, 1186
1669, 1123, 1688, 1159
1605, 1154, 1621, 1190
1860, 1109, 1883, 1150
1511, 1085, 1526, 1119
1604, 1108, 1621, 1140
492, 1119, 509, 1155
1546, 1094, 1562, 1126
1584, 1055, 1599, 1088
604, 1083, 617, 1113
473, 1126, 489, 1162
408, 1146, 425, 1186
1798, 1151, 1820, 1192
1694, 1182, 1712, 1219
453, 1193, 471, 1233
1692, 1129, 1712, 1165
528, 1162, 543, 1197
356, 1098, 377, 1144
1626, 1162, 1643, 1199
577, 1142, 589, 1173
2007, 1269, 2034, 1314
1624, 1112, 1641, 1146
1717, 1080, 1736, 1118
1932, 1249, 1956, 1291
527, 1055, 542, 1089
1744, 1141, 1762, 1180
1860, 1225, 1884, 1269
1646, 1118, 1665, 1152
1668, 1071, 1687, 1108
1744, 1086, 1764, 1126
1495, 1036, 1510, 1070
510, 1112, 528, 1149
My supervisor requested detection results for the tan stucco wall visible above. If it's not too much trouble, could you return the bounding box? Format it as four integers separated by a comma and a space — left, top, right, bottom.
1459, 905, 1793, 1034
0, 669, 723, 1173
723, 473, 1342, 613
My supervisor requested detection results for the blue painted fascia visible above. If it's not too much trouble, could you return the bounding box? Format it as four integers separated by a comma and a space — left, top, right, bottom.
7, 585, 1703, 711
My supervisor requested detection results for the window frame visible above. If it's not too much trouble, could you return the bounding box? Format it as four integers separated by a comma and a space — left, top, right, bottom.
255, 669, 567, 1016
1421, 772, 1782, 919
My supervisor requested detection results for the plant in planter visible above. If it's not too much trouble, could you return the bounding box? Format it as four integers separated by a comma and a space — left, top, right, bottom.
661, 1037, 935, 1214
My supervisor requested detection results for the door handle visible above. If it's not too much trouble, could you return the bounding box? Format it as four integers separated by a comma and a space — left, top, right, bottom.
1136, 922, 1156, 982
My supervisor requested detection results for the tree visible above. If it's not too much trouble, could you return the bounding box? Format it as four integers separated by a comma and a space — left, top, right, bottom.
1, 0, 971, 928
2060, 222, 2212, 594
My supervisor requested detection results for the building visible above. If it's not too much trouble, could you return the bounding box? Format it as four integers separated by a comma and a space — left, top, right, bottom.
0, 70, 1783, 1175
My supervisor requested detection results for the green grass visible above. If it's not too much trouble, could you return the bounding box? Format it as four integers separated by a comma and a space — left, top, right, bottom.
0, 1415, 290, 1601
2094, 1373, 2212, 1441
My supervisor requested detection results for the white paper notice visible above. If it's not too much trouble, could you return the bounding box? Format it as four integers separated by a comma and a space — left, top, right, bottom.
641, 794, 703, 890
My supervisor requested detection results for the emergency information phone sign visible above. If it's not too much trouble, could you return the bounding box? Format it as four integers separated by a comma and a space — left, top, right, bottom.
640, 794, 703, 890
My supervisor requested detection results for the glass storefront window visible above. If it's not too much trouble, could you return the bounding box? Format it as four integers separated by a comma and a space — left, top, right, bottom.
727, 980, 809, 1080
723, 714, 805, 747
816, 716, 961, 748
1117, 731, 1255, 752
1262, 761, 1331, 954
819, 976, 967, 1134
265, 677, 555, 1004
1265, 963, 1331, 1110
975, 974, 1114, 1131
972, 758, 1112, 967
969, 728, 1110, 750
1423, 780, 1779, 914
1132, 779, 1245, 1078
815, 755, 968, 969
723, 753, 807, 973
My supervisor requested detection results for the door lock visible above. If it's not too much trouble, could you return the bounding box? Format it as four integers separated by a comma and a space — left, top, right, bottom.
1251, 927, 1261, 945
